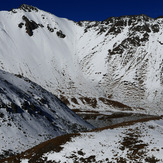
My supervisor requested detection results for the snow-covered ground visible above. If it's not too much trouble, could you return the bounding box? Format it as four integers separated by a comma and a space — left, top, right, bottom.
12, 118, 163, 162
42, 119, 163, 162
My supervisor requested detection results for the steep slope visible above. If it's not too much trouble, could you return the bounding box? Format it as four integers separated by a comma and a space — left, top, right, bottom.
76, 15, 163, 114
0, 4, 163, 114
0, 5, 99, 110
0, 5, 103, 113
0, 69, 93, 158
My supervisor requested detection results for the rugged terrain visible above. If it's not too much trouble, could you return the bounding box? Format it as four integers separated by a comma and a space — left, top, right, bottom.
2, 117, 163, 163
0, 5, 163, 114
0, 70, 93, 159
0, 4, 163, 162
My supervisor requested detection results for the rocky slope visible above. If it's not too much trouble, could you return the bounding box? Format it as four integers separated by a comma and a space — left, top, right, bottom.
0, 69, 93, 158
0, 4, 163, 114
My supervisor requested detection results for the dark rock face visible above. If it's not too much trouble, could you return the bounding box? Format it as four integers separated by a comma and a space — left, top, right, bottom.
19, 4, 38, 12
77, 15, 155, 38
18, 23, 24, 28
22, 15, 39, 36
151, 24, 160, 33
56, 30, 66, 38
47, 25, 54, 32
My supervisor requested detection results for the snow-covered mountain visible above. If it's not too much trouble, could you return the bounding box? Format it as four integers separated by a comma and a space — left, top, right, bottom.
0, 4, 163, 114
0, 69, 93, 158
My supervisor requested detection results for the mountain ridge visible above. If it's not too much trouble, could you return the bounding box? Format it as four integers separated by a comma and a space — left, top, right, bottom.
0, 5, 163, 115
0, 69, 93, 158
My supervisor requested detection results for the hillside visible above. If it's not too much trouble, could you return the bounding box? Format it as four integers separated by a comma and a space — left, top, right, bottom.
0, 70, 93, 159
0, 5, 163, 114
2, 117, 162, 162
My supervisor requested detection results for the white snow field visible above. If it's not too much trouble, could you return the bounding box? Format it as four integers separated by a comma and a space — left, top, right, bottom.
0, 5, 163, 114
42, 119, 163, 162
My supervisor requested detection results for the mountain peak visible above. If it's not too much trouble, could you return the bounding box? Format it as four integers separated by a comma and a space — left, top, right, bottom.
18, 4, 38, 12
103, 14, 153, 23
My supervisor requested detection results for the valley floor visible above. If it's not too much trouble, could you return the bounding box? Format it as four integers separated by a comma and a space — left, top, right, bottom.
2, 114, 163, 163
42, 118, 163, 163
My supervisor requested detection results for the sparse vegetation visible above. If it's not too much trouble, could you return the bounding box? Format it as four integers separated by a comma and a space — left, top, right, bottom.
71, 98, 79, 105
99, 97, 132, 110
2, 116, 162, 162
79, 97, 97, 108
145, 155, 160, 163
1, 133, 80, 162
60, 95, 70, 106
